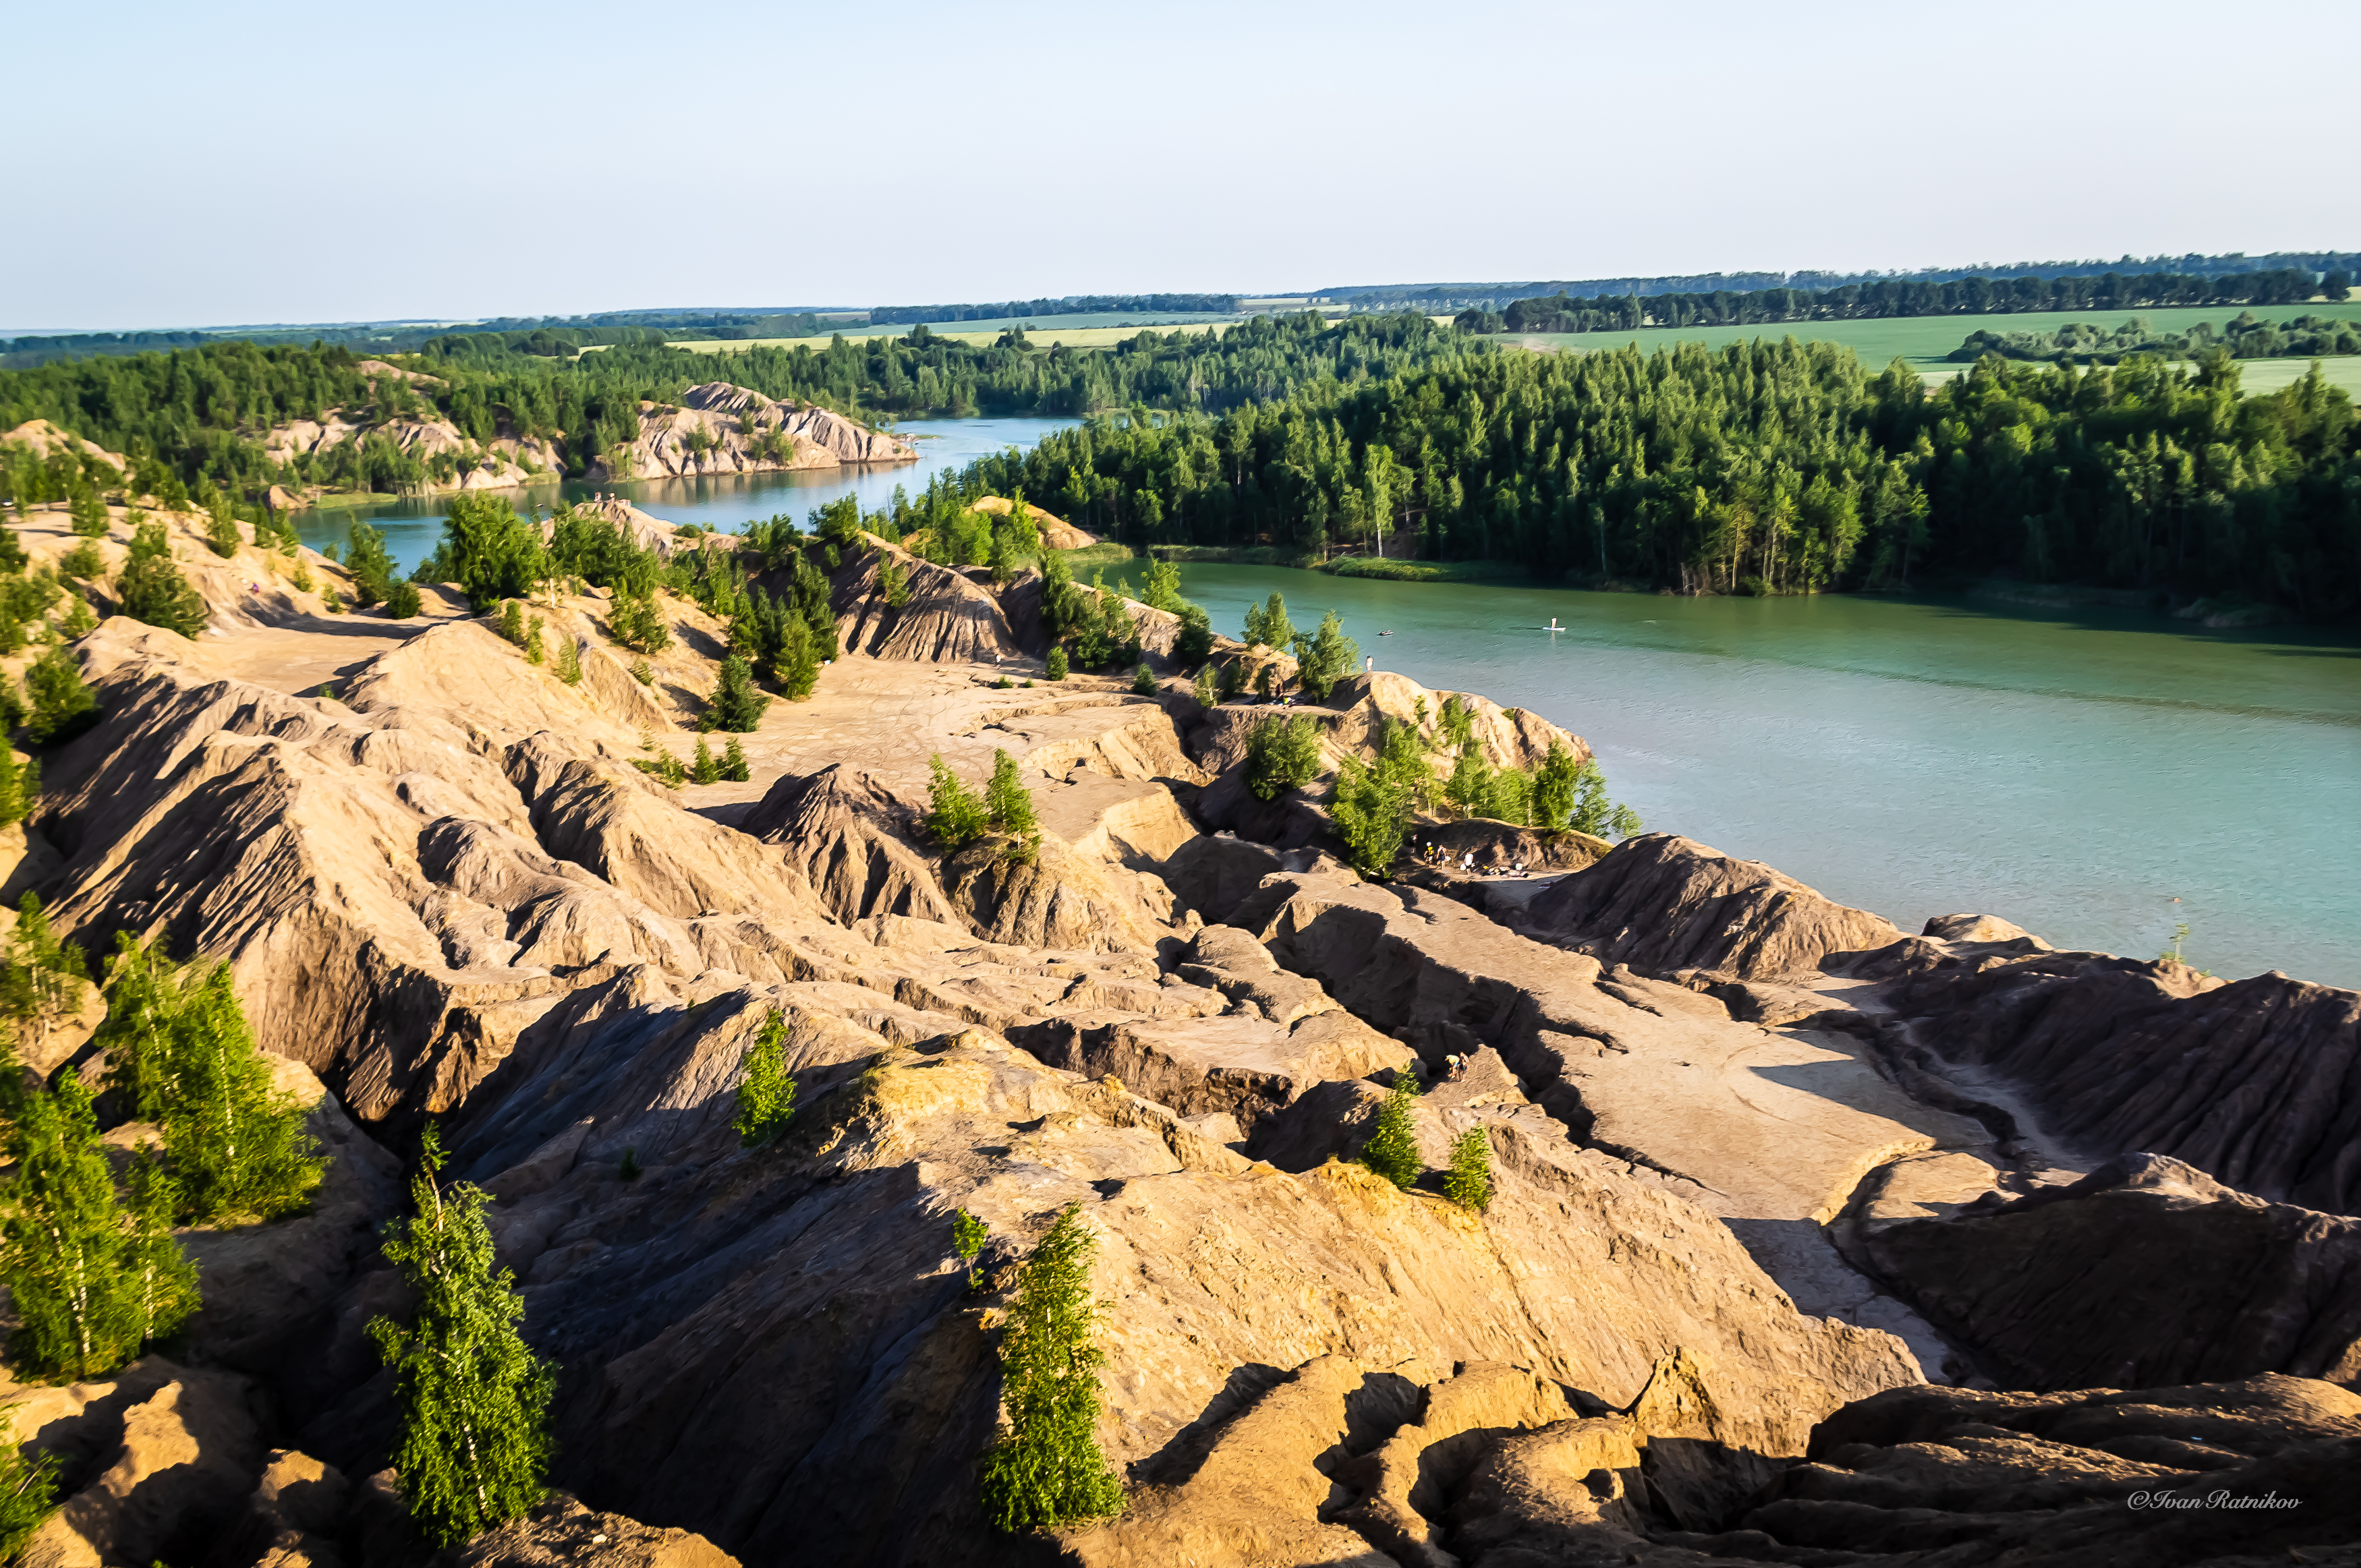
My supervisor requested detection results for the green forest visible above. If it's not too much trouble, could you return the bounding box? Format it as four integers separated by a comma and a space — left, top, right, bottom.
1458, 268, 2350, 337
932, 343, 2361, 617
1953, 312, 2361, 366
0, 314, 1486, 502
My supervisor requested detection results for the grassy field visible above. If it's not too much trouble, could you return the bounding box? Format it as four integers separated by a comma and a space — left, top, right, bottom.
1496, 301, 2361, 395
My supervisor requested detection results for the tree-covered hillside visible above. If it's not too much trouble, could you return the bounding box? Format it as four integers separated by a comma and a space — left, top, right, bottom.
944, 343, 2361, 616
0, 314, 1487, 501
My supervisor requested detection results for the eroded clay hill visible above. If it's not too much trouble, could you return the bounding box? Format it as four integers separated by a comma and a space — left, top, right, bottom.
5, 496, 2358, 1568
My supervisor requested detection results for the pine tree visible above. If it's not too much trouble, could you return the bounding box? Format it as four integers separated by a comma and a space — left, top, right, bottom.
1357, 1074, 1423, 1190
96, 946, 326, 1224
978, 1204, 1124, 1532
554, 636, 581, 686
720, 735, 750, 782
524, 616, 545, 666
691, 736, 718, 785
1444, 1126, 1494, 1211
707, 656, 771, 732
778, 618, 818, 701
0, 746, 36, 827
1044, 645, 1068, 682
0, 1074, 200, 1379
67, 490, 107, 539
368, 1125, 555, 1549
204, 498, 241, 559
926, 755, 989, 849
731, 1010, 797, 1148
1289, 611, 1359, 701
984, 749, 1037, 838
497, 600, 524, 645
114, 519, 208, 638
1131, 662, 1156, 696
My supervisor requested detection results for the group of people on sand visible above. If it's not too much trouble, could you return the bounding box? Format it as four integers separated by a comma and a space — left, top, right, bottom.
1413, 840, 1531, 878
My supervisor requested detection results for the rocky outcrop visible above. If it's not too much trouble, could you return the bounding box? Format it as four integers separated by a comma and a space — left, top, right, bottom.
432, 1493, 739, 1568
832, 541, 1023, 664
16, 1363, 266, 1568
1247, 872, 1986, 1231
1527, 832, 1904, 979
970, 496, 1096, 550
595, 385, 913, 482
1887, 948, 2361, 1212
1862, 1153, 2361, 1391
262, 409, 563, 496
740, 763, 962, 927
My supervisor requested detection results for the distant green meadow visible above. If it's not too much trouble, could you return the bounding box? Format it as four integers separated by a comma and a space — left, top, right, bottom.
1493, 299, 2361, 397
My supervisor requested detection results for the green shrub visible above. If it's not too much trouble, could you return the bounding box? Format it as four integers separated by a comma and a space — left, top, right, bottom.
1444, 1126, 1494, 1211
1192, 663, 1217, 707
721, 735, 750, 782
0, 1435, 57, 1561
383, 579, 423, 619
1289, 610, 1359, 700
24, 647, 97, 745
555, 635, 581, 685
707, 655, 771, 732
67, 490, 107, 538
1244, 714, 1322, 801
953, 1209, 990, 1291
978, 1204, 1125, 1531
114, 520, 206, 637
58, 540, 103, 581
733, 1009, 798, 1147
1045, 645, 1069, 682
926, 754, 989, 849
0, 745, 37, 827
1357, 1074, 1422, 1190
1131, 662, 1156, 696
94, 939, 328, 1223
692, 736, 718, 784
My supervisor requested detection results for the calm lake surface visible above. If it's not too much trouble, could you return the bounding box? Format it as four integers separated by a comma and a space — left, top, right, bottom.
296, 417, 2358, 989
1169, 564, 2361, 991
291, 415, 1082, 574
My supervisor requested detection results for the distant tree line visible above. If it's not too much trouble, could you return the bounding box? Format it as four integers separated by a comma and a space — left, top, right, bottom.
944, 341, 2361, 618
868, 294, 1239, 324
0, 315, 1488, 503
1456, 269, 2350, 336
1952, 312, 2361, 366
1327, 250, 2361, 313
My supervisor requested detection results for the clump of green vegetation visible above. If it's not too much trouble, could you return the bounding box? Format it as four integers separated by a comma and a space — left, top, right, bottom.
1244, 713, 1322, 801
733, 1009, 799, 1148
1288, 610, 1359, 701
0, 1070, 198, 1380
554, 635, 581, 685
24, 645, 97, 745
721, 734, 749, 782
1533, 742, 1641, 839
691, 735, 718, 784
57, 540, 103, 581
926, 753, 989, 849
368, 1124, 555, 1548
1331, 719, 1435, 875
978, 1203, 1125, 1532
984, 748, 1040, 861
1242, 591, 1295, 650
1192, 663, 1217, 707
952, 1209, 989, 1291
204, 498, 242, 558
67, 490, 107, 539
707, 655, 770, 732
114, 519, 206, 638
0, 743, 39, 828
0, 1430, 58, 1559
57, 593, 95, 639
1130, 662, 1156, 697
1045, 645, 1068, 682
95, 937, 329, 1223
345, 523, 395, 606
1444, 1126, 1494, 1211
629, 656, 653, 686
1357, 1072, 1423, 1190
383, 579, 422, 619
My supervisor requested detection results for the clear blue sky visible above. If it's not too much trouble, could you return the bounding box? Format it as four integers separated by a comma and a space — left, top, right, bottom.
7, 0, 2354, 331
